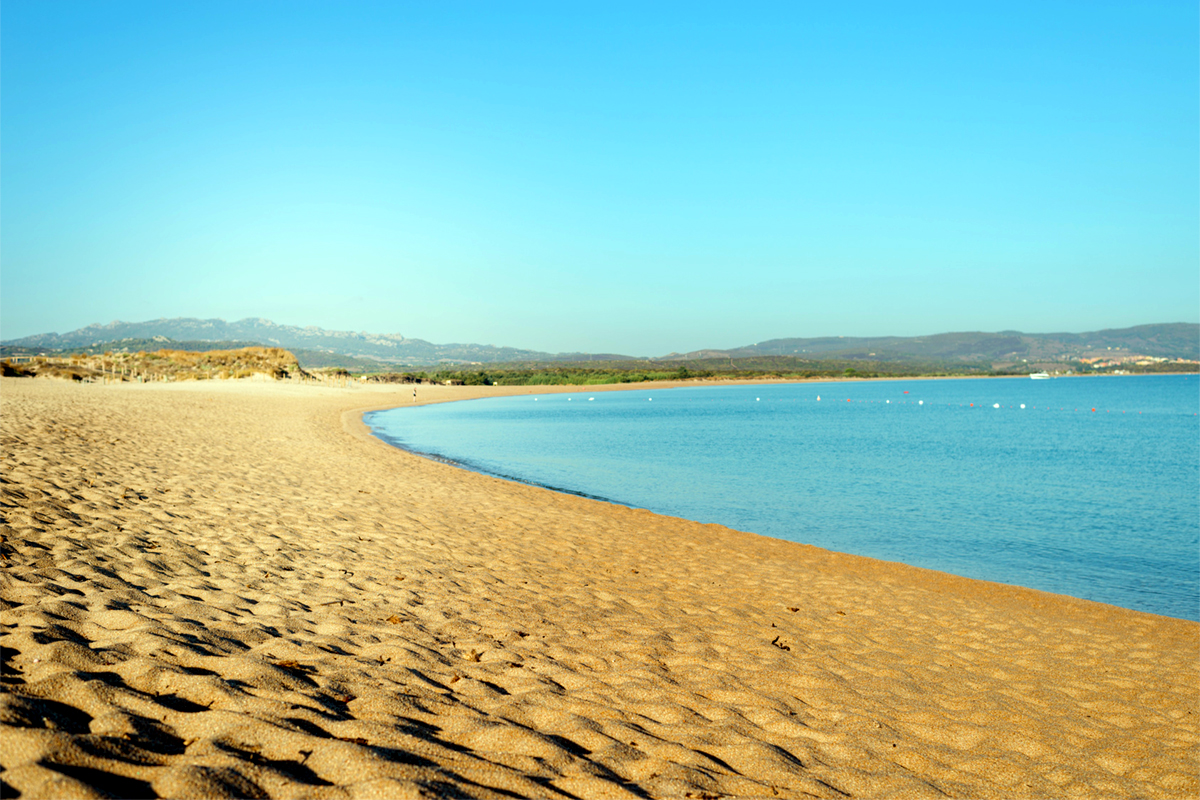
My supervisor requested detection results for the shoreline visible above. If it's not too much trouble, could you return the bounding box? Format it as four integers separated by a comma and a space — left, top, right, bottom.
363, 375, 1198, 622
413, 371, 1200, 397
2, 376, 1197, 798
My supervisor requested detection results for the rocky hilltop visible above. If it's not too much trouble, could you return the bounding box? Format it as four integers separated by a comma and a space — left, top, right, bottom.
2, 347, 305, 383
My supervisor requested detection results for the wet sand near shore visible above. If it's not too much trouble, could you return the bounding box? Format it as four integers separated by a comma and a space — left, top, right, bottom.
2, 377, 1196, 799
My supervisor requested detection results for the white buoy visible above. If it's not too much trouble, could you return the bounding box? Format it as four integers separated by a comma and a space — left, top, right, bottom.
1020, 403, 1026, 409
886, 399, 890, 404
756, 398, 760, 402
918, 400, 923, 405
589, 397, 594, 401
993, 403, 1000, 408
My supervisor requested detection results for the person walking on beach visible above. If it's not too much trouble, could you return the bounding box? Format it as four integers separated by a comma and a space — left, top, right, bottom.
413, 387, 417, 402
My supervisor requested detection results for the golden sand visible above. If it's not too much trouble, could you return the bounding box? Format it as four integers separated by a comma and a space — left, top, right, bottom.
1, 377, 1196, 799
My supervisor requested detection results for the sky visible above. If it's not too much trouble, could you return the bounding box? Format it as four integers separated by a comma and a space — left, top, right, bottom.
3, 1, 1197, 356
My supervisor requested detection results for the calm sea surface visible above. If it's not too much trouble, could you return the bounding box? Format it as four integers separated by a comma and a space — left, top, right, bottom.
366, 375, 1200, 620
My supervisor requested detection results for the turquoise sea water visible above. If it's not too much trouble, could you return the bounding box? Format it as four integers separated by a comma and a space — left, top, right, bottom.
366, 375, 1200, 620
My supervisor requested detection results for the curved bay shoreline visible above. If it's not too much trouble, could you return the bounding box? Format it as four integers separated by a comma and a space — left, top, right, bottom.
1, 377, 1196, 798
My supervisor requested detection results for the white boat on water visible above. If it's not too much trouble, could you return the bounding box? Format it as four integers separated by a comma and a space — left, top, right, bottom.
1030, 372, 1051, 380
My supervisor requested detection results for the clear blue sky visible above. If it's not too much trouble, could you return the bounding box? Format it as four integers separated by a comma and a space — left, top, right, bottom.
3, 1, 1196, 355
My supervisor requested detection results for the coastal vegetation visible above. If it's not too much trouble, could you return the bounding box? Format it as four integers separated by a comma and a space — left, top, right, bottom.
2, 347, 306, 382
0, 338, 265, 359
4, 346, 1195, 386
355, 354, 1197, 386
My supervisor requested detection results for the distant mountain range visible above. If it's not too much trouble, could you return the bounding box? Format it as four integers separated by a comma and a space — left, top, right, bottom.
0, 317, 621, 365
663, 323, 1200, 364
3, 317, 1197, 367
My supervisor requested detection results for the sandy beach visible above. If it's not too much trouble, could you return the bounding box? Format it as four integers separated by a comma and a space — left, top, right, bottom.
1, 377, 1196, 799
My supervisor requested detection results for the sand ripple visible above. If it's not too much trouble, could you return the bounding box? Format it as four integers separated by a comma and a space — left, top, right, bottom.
2, 378, 1196, 798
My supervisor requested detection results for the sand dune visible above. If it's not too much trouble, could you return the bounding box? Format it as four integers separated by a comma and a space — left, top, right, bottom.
1, 377, 1196, 799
